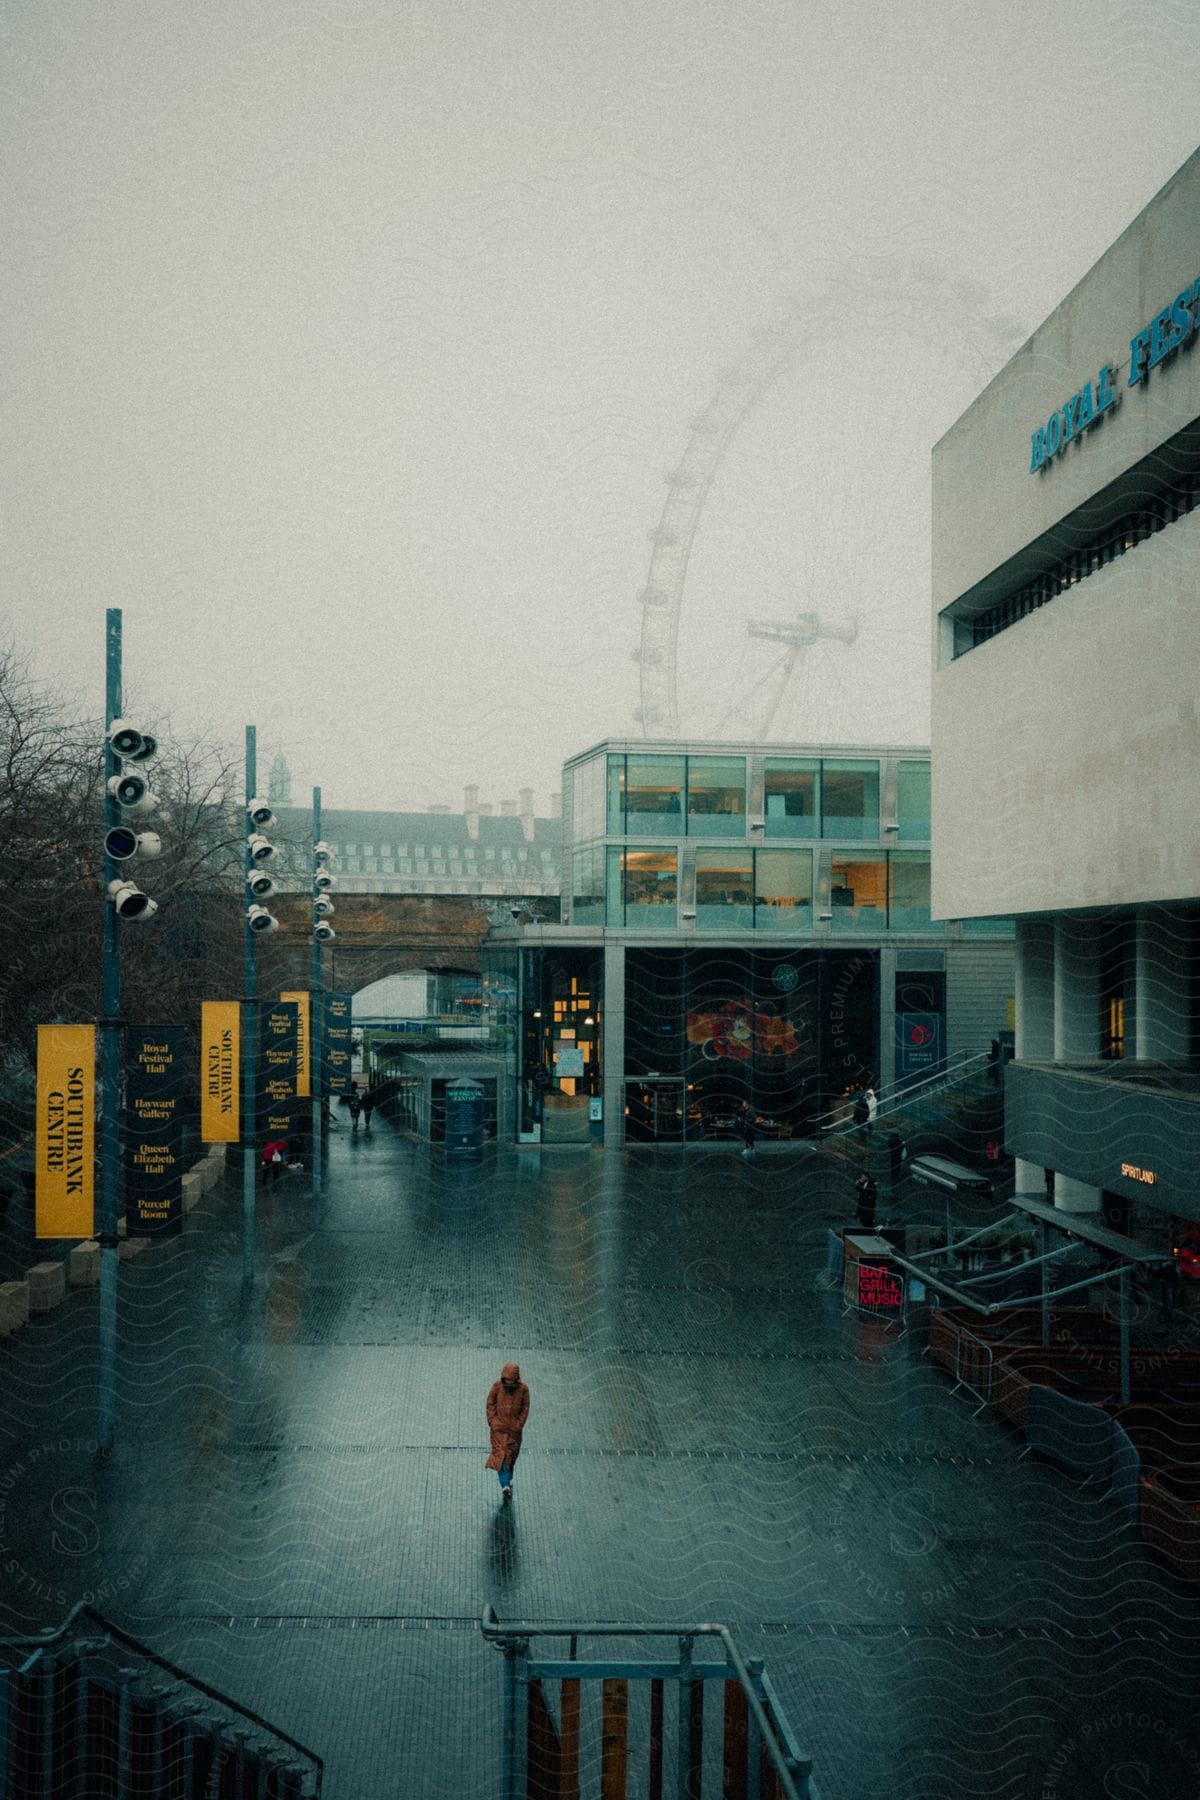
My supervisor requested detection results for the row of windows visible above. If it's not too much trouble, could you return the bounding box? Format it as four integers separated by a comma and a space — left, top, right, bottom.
341, 855, 539, 876
957, 469, 1200, 655
333, 843, 553, 862
588, 755, 930, 842
573, 846, 940, 932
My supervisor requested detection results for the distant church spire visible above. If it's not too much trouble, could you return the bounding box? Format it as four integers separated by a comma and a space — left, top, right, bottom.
268, 752, 292, 806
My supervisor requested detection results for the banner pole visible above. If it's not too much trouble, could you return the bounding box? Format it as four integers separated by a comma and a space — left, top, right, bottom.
311, 786, 323, 1198
98, 609, 123, 1454
242, 726, 257, 1284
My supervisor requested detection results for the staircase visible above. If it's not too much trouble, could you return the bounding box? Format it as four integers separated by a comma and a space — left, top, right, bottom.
482, 1606, 819, 1799
0, 1605, 322, 1798
816, 1053, 1004, 1176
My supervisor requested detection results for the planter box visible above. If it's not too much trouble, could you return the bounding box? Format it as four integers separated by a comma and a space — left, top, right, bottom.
27, 1261, 66, 1312
0, 1281, 30, 1335
1140, 1468, 1200, 1582
69, 1241, 101, 1287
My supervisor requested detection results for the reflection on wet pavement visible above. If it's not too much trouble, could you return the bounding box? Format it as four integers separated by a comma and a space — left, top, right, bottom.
2, 1120, 1197, 1798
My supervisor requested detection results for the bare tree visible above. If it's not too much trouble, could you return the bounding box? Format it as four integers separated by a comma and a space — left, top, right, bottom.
0, 646, 246, 1113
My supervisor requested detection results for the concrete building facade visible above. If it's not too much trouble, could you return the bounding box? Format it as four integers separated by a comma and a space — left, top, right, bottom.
932, 147, 1200, 1229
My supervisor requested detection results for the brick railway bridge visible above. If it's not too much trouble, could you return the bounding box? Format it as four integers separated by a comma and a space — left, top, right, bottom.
258, 893, 555, 996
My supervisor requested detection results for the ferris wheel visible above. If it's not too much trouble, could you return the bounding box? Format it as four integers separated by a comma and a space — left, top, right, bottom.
632, 262, 1026, 743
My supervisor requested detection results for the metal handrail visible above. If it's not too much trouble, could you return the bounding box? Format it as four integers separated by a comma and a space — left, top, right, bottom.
0, 1603, 324, 1786
814, 1051, 991, 1137
952, 1325, 995, 1413
481, 1606, 817, 1798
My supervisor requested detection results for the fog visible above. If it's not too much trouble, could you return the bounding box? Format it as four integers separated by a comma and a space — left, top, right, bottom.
4, 0, 1197, 809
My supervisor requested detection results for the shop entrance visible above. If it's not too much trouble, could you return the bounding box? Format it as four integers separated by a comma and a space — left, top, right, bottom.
625, 1079, 686, 1143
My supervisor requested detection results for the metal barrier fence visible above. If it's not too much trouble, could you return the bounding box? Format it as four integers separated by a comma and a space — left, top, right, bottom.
950, 1326, 995, 1415
0, 1604, 322, 1798
481, 1607, 819, 1800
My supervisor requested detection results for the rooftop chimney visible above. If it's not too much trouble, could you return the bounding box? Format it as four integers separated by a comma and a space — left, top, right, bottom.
500, 799, 518, 817
519, 787, 535, 842
464, 783, 480, 840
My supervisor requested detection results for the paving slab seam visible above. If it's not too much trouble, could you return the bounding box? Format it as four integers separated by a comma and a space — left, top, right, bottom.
133, 1614, 1186, 1645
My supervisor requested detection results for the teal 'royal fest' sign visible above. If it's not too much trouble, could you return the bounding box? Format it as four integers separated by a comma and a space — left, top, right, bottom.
1029, 276, 1200, 472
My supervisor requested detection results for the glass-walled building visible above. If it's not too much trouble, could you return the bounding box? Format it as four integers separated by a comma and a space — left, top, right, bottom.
485, 739, 1013, 1147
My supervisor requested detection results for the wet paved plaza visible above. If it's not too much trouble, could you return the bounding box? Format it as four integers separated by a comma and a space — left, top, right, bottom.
2, 1118, 1199, 1798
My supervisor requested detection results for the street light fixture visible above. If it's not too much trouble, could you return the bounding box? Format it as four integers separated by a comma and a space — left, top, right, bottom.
98, 614, 165, 1453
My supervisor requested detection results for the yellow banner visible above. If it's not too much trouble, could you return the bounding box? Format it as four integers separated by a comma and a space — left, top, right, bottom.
281, 991, 311, 1097
201, 1002, 241, 1142
36, 1025, 95, 1239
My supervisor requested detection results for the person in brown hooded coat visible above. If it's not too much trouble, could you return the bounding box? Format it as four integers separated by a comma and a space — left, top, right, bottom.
485, 1362, 530, 1502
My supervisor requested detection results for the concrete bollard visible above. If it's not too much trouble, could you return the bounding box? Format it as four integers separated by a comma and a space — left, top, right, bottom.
118, 1235, 149, 1261
181, 1170, 203, 1213
208, 1143, 227, 1168
0, 1281, 30, 1336
69, 1241, 101, 1287
27, 1261, 67, 1313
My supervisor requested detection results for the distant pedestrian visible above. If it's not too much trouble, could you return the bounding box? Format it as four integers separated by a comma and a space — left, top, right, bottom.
261, 1138, 288, 1186
855, 1171, 878, 1233
361, 1090, 375, 1131
887, 1131, 906, 1182
348, 1091, 362, 1132
485, 1362, 530, 1503
864, 1087, 878, 1133
739, 1101, 758, 1159
852, 1091, 870, 1132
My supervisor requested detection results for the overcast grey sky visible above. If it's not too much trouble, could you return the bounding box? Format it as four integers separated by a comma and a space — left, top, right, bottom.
4, 1, 1198, 811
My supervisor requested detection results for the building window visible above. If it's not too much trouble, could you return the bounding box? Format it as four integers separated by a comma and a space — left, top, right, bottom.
897, 762, 931, 840
764, 759, 819, 838
623, 754, 685, 836
363, 845, 374, 856
829, 855, 886, 931
434, 861, 446, 875
346, 857, 360, 873
399, 859, 412, 873
686, 756, 746, 836
417, 861, 429, 874
451, 861, 462, 875
573, 846, 604, 924
432, 847, 442, 858
572, 754, 606, 841
887, 854, 933, 930
822, 761, 879, 839
754, 849, 813, 929
607, 847, 677, 926
364, 858, 377, 874
381, 845, 392, 857
695, 849, 753, 929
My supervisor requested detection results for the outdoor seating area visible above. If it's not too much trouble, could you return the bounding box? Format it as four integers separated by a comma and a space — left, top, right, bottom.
930, 1304, 1200, 1580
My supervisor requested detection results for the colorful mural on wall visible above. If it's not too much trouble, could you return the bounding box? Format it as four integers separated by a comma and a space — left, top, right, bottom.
685, 1000, 801, 1061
